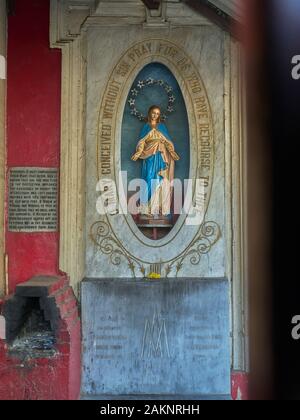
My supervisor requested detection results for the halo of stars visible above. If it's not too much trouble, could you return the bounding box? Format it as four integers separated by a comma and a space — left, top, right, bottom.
128, 78, 176, 122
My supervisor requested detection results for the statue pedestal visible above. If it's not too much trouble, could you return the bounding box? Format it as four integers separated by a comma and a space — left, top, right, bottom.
136, 215, 173, 239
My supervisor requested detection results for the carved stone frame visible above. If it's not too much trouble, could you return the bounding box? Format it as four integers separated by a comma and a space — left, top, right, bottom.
50, 0, 248, 372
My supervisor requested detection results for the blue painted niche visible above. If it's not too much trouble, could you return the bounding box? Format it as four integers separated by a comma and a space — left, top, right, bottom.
121, 62, 190, 186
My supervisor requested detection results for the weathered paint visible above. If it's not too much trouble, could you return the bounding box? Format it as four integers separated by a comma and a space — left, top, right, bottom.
6, 0, 61, 293
231, 371, 249, 400
0, 2, 82, 401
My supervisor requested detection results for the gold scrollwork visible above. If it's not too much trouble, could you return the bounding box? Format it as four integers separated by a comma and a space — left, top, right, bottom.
167, 221, 222, 277
90, 220, 221, 278
90, 221, 138, 277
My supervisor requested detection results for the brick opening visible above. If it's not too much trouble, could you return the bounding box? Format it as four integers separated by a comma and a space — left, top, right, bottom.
7, 297, 56, 359
0, 276, 81, 400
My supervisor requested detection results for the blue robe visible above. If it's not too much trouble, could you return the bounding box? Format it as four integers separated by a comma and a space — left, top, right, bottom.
138, 123, 173, 206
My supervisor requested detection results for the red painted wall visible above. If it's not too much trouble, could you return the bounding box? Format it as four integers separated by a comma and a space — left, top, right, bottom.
231, 372, 249, 400
6, 0, 61, 292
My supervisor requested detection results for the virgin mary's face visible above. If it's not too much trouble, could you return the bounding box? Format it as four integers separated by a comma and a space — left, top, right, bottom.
150, 108, 160, 122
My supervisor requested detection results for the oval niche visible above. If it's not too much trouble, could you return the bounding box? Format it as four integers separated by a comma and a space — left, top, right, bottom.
121, 62, 190, 240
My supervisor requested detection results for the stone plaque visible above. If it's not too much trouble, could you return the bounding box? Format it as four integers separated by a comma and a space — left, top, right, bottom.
8, 168, 58, 232
82, 278, 230, 398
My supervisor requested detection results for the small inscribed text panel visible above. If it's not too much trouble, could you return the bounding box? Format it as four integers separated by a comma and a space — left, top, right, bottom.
8, 168, 58, 232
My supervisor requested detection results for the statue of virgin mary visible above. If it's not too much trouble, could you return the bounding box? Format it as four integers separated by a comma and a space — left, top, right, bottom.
131, 105, 180, 217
